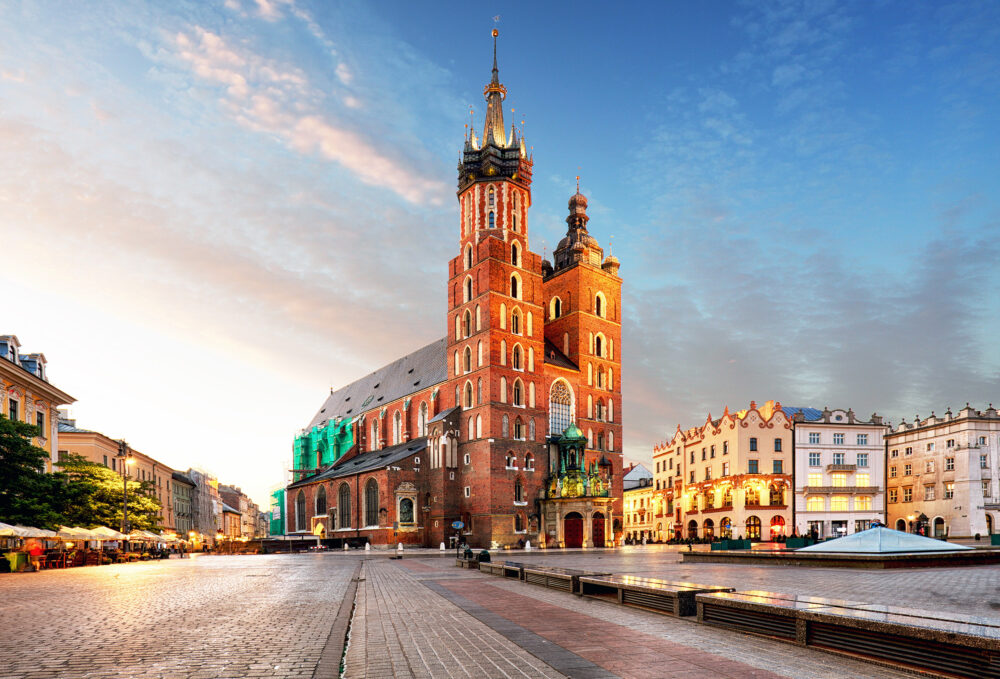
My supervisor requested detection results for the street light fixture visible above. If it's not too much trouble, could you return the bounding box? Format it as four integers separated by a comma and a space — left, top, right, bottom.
117, 440, 134, 535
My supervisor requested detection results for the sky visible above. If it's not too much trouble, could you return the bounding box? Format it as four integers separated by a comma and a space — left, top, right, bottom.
1, 0, 998, 509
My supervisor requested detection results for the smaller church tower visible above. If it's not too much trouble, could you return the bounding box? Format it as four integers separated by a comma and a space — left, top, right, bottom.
542, 184, 624, 510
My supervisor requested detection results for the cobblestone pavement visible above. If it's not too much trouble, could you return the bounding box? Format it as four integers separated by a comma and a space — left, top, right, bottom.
0, 554, 353, 679
343, 559, 565, 679
401, 558, 917, 679
479, 546, 1000, 617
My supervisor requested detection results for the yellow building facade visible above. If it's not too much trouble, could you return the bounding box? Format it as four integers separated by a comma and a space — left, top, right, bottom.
652, 400, 794, 541
1, 335, 75, 472
57, 418, 178, 532
622, 483, 656, 541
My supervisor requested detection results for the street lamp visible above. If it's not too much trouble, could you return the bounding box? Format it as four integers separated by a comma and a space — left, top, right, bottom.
117, 440, 135, 534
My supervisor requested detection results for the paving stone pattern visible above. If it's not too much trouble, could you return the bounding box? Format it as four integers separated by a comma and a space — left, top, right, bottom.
0, 554, 353, 679
343, 560, 565, 679
408, 559, 917, 679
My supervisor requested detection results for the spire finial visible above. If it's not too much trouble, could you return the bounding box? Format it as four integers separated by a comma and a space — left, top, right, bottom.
492, 27, 499, 75
576, 175, 580, 193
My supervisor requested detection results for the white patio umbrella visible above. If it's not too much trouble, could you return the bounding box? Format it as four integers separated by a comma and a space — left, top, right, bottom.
0, 522, 19, 537
13, 526, 58, 539
91, 526, 129, 540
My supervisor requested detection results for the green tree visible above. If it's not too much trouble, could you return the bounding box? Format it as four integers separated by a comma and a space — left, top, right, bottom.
57, 454, 162, 531
0, 414, 66, 528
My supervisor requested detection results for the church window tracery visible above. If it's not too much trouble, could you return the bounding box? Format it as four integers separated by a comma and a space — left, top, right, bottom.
549, 380, 573, 436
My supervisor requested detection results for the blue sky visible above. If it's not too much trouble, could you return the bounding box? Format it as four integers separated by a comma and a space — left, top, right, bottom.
1, 0, 998, 507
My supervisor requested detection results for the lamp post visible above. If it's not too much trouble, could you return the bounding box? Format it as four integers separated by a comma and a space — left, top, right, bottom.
117, 440, 134, 534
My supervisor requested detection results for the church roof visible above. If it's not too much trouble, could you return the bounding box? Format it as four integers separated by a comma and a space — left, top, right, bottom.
288, 438, 429, 488
543, 339, 578, 371
797, 526, 973, 554
306, 337, 447, 430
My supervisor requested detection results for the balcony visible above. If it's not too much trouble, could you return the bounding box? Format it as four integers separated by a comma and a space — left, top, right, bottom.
744, 503, 787, 510
802, 486, 877, 494
700, 505, 734, 514
826, 464, 856, 472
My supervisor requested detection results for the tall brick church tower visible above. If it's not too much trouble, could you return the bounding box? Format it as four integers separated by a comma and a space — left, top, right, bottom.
444, 31, 548, 547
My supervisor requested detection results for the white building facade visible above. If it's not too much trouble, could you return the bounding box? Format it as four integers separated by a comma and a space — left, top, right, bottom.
792, 408, 888, 539
885, 404, 1000, 538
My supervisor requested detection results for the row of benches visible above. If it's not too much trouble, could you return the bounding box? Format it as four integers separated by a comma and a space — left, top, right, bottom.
460, 557, 1000, 679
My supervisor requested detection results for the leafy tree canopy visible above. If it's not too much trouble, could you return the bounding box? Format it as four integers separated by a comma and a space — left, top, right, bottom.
0, 414, 66, 528
57, 453, 162, 532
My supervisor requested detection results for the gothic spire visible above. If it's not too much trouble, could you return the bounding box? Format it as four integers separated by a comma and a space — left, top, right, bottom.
483, 29, 507, 148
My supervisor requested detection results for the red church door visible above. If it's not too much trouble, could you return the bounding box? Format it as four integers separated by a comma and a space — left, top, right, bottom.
592, 512, 605, 547
564, 512, 583, 548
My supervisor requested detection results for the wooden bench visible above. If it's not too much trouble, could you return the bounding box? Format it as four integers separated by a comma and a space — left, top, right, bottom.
579, 575, 733, 617
522, 566, 611, 594
697, 591, 1000, 679
500, 561, 525, 580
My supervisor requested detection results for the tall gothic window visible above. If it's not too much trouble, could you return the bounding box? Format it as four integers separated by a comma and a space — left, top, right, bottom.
418, 402, 428, 436
489, 211, 495, 229
338, 484, 350, 529
549, 380, 573, 436
463, 310, 471, 337
371, 419, 379, 451
465, 244, 473, 269
477, 378, 483, 404
463, 347, 471, 372
511, 309, 520, 334
393, 411, 402, 445
502, 414, 509, 438
364, 479, 379, 527
295, 490, 306, 532
512, 345, 522, 370
528, 418, 535, 440
464, 382, 473, 408
510, 275, 519, 299
316, 485, 327, 516
511, 242, 520, 266
488, 187, 495, 206
513, 379, 523, 406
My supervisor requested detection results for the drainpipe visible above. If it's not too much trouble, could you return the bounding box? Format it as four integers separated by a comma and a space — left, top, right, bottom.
791, 423, 796, 535
356, 474, 361, 541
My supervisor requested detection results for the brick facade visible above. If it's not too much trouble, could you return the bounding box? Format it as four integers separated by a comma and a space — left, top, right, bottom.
285, 37, 624, 548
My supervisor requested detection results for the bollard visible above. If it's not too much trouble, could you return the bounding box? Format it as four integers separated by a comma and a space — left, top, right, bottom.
343, 543, 348, 551
365, 543, 370, 552
525, 540, 531, 551
439, 542, 446, 551
397, 542, 403, 551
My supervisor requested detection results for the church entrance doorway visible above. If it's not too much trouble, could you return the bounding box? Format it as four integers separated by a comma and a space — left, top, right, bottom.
564, 512, 583, 548
592, 512, 605, 547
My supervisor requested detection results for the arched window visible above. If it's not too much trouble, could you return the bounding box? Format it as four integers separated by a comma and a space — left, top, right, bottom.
477, 377, 482, 404
489, 211, 495, 229
595, 398, 605, 421
500, 339, 507, 365
745, 486, 760, 506
511, 309, 520, 335
597, 367, 605, 388
515, 513, 524, 531
595, 334, 603, 357
746, 515, 761, 540
511, 242, 520, 267
316, 485, 327, 516
549, 380, 573, 436
371, 419, 380, 451
595, 292, 606, 318
475, 305, 481, 331
465, 244, 473, 270
453, 350, 459, 376
399, 498, 414, 524
528, 419, 535, 441
563, 332, 570, 356
608, 368, 613, 390
477, 340, 483, 367
513, 379, 523, 406
364, 479, 379, 527
529, 382, 535, 408
419, 402, 428, 436
609, 399, 614, 422
526, 312, 533, 337
514, 417, 524, 439
502, 414, 509, 438
468, 416, 473, 440
608, 431, 614, 452
510, 274, 519, 299
512, 345, 522, 370
488, 186, 495, 207
463, 346, 471, 372
500, 376, 507, 403
500, 303, 507, 329
454, 314, 460, 340
588, 394, 593, 418
464, 276, 473, 303
550, 297, 562, 319
514, 479, 524, 502
770, 485, 784, 506
463, 310, 471, 338
525, 451, 535, 469
295, 490, 306, 532
528, 347, 534, 372
476, 414, 482, 438
338, 484, 350, 529
464, 381, 473, 408
393, 411, 402, 445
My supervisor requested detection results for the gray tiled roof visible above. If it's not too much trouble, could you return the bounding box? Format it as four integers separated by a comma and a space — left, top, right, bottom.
306, 337, 447, 430
543, 339, 578, 371
58, 421, 95, 434
288, 438, 428, 488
